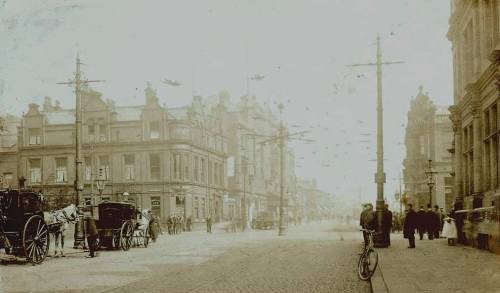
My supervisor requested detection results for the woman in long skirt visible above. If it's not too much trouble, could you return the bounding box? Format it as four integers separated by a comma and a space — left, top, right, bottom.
442, 216, 457, 246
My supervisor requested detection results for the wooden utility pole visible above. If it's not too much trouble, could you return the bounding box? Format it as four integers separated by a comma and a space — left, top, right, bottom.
347, 35, 403, 248
57, 54, 103, 247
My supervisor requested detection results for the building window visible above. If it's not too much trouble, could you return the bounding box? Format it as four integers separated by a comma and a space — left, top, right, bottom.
194, 156, 199, 182
194, 197, 199, 219
55, 157, 68, 183
88, 120, 95, 143
150, 153, 160, 180
84, 157, 92, 181
173, 154, 181, 180
183, 154, 189, 180
208, 161, 213, 185
29, 159, 41, 184
2, 173, 13, 187
200, 197, 206, 219
149, 121, 160, 139
98, 123, 106, 142
98, 155, 110, 180
29, 128, 41, 145
151, 196, 161, 218
201, 158, 206, 183
124, 154, 135, 180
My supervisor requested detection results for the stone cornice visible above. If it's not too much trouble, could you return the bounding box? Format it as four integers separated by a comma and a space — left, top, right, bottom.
447, 0, 475, 41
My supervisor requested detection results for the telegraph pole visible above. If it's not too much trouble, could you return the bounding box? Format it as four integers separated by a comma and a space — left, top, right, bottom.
347, 35, 403, 248
278, 104, 286, 236
57, 54, 103, 248
257, 103, 313, 236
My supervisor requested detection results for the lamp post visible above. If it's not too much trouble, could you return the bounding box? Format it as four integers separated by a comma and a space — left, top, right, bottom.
425, 159, 436, 207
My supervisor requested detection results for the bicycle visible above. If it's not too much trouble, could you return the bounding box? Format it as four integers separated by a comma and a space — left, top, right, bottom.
358, 229, 379, 281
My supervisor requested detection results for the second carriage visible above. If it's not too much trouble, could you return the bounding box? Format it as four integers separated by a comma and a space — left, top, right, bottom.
94, 201, 150, 251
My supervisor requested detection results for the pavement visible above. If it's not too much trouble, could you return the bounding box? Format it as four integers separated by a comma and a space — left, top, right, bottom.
0, 220, 370, 293
371, 233, 500, 293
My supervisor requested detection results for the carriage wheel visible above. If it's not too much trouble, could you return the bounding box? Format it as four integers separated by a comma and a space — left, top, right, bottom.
23, 215, 49, 265
120, 221, 133, 251
143, 227, 149, 248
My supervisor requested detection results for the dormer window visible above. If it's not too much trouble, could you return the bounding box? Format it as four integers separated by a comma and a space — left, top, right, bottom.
150, 121, 160, 139
28, 128, 41, 145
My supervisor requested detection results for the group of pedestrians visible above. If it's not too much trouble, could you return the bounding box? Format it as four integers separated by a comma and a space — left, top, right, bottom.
403, 203, 458, 248
415, 204, 444, 240
360, 202, 458, 250
167, 216, 186, 235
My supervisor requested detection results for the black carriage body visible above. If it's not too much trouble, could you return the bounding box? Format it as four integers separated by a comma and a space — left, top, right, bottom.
0, 190, 44, 250
95, 202, 136, 250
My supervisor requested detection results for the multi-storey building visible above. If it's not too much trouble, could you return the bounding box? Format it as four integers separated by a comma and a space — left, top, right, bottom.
447, 0, 500, 252
17, 86, 227, 224
296, 178, 332, 222
212, 92, 297, 227
0, 114, 21, 188
403, 87, 454, 211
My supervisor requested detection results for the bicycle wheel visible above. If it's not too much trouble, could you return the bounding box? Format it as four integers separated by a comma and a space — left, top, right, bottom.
357, 251, 370, 281
365, 248, 379, 279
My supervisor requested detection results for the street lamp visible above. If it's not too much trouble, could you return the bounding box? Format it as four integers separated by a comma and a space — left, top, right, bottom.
424, 159, 436, 207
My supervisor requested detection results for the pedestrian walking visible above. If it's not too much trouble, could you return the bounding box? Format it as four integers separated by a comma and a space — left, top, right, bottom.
382, 204, 393, 246
187, 217, 192, 232
149, 212, 159, 242
433, 205, 442, 239
403, 204, 417, 248
206, 216, 212, 233
167, 216, 173, 235
85, 214, 98, 258
416, 206, 426, 240
426, 204, 436, 240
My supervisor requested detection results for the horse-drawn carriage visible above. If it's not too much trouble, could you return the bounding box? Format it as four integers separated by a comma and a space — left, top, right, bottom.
95, 202, 150, 250
0, 189, 49, 265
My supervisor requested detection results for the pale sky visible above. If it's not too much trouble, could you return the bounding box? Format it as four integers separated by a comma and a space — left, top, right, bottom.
0, 0, 453, 209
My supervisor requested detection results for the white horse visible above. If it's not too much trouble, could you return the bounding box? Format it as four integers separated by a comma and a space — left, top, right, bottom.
44, 204, 79, 257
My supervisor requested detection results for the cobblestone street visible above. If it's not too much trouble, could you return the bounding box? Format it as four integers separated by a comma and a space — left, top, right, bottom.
0, 221, 369, 293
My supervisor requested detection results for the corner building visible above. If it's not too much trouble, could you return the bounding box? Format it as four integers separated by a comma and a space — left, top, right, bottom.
447, 0, 500, 252
18, 86, 227, 226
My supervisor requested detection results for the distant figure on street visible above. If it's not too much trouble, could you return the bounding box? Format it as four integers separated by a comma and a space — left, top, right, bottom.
382, 204, 393, 246
416, 206, 426, 240
167, 216, 173, 235
403, 204, 417, 248
85, 215, 98, 258
442, 215, 457, 246
433, 205, 442, 239
426, 204, 436, 240
187, 217, 192, 232
206, 216, 212, 233
439, 208, 445, 237
149, 213, 159, 242
360, 203, 376, 246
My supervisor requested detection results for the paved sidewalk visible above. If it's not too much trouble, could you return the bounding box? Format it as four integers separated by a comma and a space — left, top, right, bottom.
371, 234, 500, 293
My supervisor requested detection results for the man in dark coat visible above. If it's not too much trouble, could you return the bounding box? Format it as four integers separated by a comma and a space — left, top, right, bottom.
382, 204, 393, 246
403, 204, 417, 248
426, 204, 435, 240
85, 215, 98, 258
360, 203, 376, 246
416, 206, 426, 240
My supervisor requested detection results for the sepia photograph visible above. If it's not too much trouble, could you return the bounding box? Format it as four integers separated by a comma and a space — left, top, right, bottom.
0, 1, 499, 292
